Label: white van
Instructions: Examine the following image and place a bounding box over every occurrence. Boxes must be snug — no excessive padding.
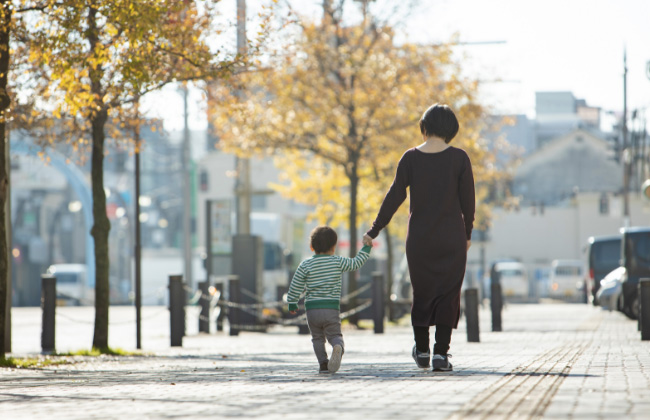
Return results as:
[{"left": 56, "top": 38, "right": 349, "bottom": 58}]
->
[
  {"left": 549, "top": 259, "right": 585, "bottom": 301},
  {"left": 494, "top": 262, "right": 529, "bottom": 300},
  {"left": 46, "top": 264, "right": 93, "bottom": 306}
]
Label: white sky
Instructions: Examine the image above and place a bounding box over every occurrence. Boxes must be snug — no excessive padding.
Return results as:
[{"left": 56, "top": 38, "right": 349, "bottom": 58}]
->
[{"left": 143, "top": 0, "right": 650, "bottom": 132}]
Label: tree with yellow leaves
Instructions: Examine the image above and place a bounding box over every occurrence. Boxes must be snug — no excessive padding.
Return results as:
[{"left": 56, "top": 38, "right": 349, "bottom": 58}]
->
[
  {"left": 212, "top": 3, "right": 502, "bottom": 313},
  {"left": 13, "top": 0, "right": 270, "bottom": 349}
]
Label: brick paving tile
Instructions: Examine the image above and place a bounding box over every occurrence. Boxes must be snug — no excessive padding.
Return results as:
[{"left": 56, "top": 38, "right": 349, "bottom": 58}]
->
[{"left": 1, "top": 303, "right": 648, "bottom": 419}]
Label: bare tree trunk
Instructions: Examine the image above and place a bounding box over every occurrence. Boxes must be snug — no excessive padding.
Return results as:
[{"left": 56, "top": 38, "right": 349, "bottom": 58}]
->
[
  {"left": 90, "top": 112, "right": 110, "bottom": 349},
  {"left": 87, "top": 5, "right": 111, "bottom": 350},
  {"left": 0, "top": 0, "right": 12, "bottom": 358}
]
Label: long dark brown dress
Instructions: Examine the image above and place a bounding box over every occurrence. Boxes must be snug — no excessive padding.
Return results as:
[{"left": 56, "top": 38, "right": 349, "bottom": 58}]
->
[{"left": 366, "top": 146, "right": 475, "bottom": 328}]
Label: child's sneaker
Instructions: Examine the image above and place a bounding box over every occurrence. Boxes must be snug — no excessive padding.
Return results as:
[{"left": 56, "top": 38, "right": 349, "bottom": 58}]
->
[
  {"left": 328, "top": 345, "right": 343, "bottom": 373},
  {"left": 432, "top": 354, "right": 453, "bottom": 372},
  {"left": 319, "top": 361, "right": 329, "bottom": 374},
  {"left": 412, "top": 345, "right": 431, "bottom": 368}
]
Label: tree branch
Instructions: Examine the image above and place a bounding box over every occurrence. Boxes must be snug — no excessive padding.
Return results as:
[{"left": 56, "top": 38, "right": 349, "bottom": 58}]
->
[{"left": 16, "top": 1, "right": 62, "bottom": 13}]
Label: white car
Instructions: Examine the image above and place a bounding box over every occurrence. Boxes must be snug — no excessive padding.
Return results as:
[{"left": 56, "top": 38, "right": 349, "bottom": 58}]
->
[
  {"left": 549, "top": 260, "right": 585, "bottom": 301},
  {"left": 596, "top": 266, "right": 625, "bottom": 311},
  {"left": 494, "top": 262, "right": 529, "bottom": 300},
  {"left": 46, "top": 264, "right": 93, "bottom": 306}
]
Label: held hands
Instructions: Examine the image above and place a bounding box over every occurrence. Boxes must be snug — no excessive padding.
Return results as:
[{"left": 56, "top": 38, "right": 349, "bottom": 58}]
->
[{"left": 362, "top": 234, "right": 373, "bottom": 247}]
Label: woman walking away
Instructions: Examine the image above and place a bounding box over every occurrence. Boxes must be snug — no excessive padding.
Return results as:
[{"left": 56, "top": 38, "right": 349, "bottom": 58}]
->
[{"left": 363, "top": 104, "right": 475, "bottom": 372}]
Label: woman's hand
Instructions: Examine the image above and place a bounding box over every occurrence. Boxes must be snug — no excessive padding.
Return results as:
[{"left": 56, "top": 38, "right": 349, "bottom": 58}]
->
[
  {"left": 467, "top": 240, "right": 472, "bottom": 251},
  {"left": 362, "top": 234, "right": 373, "bottom": 246}
]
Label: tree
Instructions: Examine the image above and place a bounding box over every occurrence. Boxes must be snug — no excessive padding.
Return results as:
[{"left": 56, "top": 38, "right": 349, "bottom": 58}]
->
[
  {"left": 0, "top": 0, "right": 12, "bottom": 358},
  {"left": 211, "top": 5, "right": 499, "bottom": 313},
  {"left": 17, "top": 0, "right": 247, "bottom": 349}
]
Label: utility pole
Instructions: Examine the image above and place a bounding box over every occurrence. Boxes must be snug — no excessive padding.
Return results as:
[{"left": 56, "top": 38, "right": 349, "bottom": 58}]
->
[
  {"left": 622, "top": 49, "right": 631, "bottom": 227},
  {"left": 182, "top": 85, "right": 194, "bottom": 288},
  {"left": 235, "top": 0, "right": 251, "bottom": 235},
  {"left": 134, "top": 98, "right": 142, "bottom": 350}
]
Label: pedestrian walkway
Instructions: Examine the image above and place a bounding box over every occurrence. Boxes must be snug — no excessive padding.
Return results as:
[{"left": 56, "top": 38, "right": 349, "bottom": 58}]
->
[{"left": 1, "top": 303, "right": 649, "bottom": 419}]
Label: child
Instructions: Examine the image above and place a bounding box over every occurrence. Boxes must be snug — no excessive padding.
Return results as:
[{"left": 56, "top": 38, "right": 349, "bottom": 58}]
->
[{"left": 288, "top": 226, "right": 372, "bottom": 374}]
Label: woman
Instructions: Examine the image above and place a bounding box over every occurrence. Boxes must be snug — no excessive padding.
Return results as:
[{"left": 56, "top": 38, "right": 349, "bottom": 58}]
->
[{"left": 363, "top": 104, "right": 475, "bottom": 372}]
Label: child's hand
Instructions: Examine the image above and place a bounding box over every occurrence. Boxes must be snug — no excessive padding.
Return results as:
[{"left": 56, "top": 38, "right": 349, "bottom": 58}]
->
[
  {"left": 362, "top": 234, "right": 373, "bottom": 246},
  {"left": 290, "top": 310, "right": 297, "bottom": 315}
]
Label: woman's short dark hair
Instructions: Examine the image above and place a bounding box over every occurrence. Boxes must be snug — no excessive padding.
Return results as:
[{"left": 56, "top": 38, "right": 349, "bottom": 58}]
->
[
  {"left": 310, "top": 226, "right": 338, "bottom": 253},
  {"left": 419, "top": 104, "right": 459, "bottom": 143}
]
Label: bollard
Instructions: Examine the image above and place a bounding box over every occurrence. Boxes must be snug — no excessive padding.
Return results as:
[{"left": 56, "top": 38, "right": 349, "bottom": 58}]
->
[
  {"left": 372, "top": 272, "right": 385, "bottom": 334},
  {"left": 198, "top": 281, "right": 210, "bottom": 334},
  {"left": 640, "top": 279, "right": 650, "bottom": 341},
  {"left": 215, "top": 282, "right": 224, "bottom": 332},
  {"left": 297, "top": 297, "right": 310, "bottom": 335},
  {"left": 298, "top": 323, "right": 310, "bottom": 335},
  {"left": 41, "top": 275, "right": 56, "bottom": 353},
  {"left": 491, "top": 282, "right": 503, "bottom": 332},
  {"left": 465, "top": 288, "right": 480, "bottom": 343},
  {"left": 169, "top": 275, "right": 185, "bottom": 347},
  {"left": 228, "top": 275, "right": 240, "bottom": 336}
]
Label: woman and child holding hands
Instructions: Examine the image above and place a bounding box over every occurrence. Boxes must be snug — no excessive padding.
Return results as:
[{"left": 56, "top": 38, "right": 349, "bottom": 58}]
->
[{"left": 287, "top": 104, "right": 475, "bottom": 374}]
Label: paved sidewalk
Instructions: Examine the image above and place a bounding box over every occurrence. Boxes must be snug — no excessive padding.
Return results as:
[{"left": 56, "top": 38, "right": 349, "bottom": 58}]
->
[{"left": 1, "top": 303, "right": 649, "bottom": 419}]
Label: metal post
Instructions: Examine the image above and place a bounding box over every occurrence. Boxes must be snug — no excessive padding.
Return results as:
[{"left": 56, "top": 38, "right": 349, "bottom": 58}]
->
[
  {"left": 205, "top": 200, "right": 212, "bottom": 285},
  {"left": 215, "top": 281, "right": 224, "bottom": 331},
  {"left": 169, "top": 275, "right": 185, "bottom": 347},
  {"left": 134, "top": 106, "right": 142, "bottom": 350},
  {"left": 181, "top": 86, "right": 193, "bottom": 290},
  {"left": 198, "top": 281, "right": 210, "bottom": 333},
  {"left": 228, "top": 275, "right": 240, "bottom": 336},
  {"left": 622, "top": 49, "right": 631, "bottom": 227},
  {"left": 372, "top": 272, "right": 385, "bottom": 334},
  {"left": 235, "top": 0, "right": 251, "bottom": 236},
  {"left": 640, "top": 279, "right": 650, "bottom": 341},
  {"left": 465, "top": 288, "right": 480, "bottom": 343},
  {"left": 491, "top": 282, "right": 503, "bottom": 332},
  {"left": 41, "top": 275, "right": 56, "bottom": 353}
]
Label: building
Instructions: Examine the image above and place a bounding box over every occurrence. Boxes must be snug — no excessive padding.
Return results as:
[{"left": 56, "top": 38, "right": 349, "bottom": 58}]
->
[
  {"left": 535, "top": 91, "right": 602, "bottom": 148},
  {"left": 468, "top": 192, "right": 650, "bottom": 283},
  {"left": 512, "top": 129, "right": 622, "bottom": 205}
]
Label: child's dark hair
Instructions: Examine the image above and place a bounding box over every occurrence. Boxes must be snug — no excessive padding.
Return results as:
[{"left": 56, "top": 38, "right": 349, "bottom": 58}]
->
[
  {"left": 419, "top": 103, "right": 459, "bottom": 143},
  {"left": 310, "top": 226, "right": 338, "bottom": 253}
]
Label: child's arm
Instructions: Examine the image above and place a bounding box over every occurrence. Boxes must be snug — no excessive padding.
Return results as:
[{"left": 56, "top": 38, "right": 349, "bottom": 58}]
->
[
  {"left": 287, "top": 263, "right": 308, "bottom": 313},
  {"left": 338, "top": 245, "right": 372, "bottom": 272}
]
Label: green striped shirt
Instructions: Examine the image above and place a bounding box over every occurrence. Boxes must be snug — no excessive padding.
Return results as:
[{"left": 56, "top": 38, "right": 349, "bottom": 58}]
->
[{"left": 287, "top": 245, "right": 372, "bottom": 311}]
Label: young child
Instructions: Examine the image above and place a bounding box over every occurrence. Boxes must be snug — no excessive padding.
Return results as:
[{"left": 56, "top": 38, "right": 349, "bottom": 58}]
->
[{"left": 288, "top": 226, "right": 372, "bottom": 374}]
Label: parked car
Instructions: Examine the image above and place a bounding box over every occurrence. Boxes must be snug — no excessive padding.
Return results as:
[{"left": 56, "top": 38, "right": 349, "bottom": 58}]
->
[
  {"left": 596, "top": 266, "right": 625, "bottom": 311},
  {"left": 493, "top": 261, "right": 528, "bottom": 301},
  {"left": 549, "top": 259, "right": 585, "bottom": 302},
  {"left": 585, "top": 235, "right": 622, "bottom": 305},
  {"left": 620, "top": 227, "right": 650, "bottom": 320},
  {"left": 46, "top": 263, "right": 92, "bottom": 306}
]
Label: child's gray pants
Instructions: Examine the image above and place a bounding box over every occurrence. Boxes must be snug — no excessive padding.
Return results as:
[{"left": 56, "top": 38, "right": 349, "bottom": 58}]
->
[{"left": 306, "top": 308, "right": 344, "bottom": 364}]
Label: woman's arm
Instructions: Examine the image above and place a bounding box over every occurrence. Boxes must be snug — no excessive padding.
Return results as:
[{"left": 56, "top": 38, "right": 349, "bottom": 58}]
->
[
  {"left": 459, "top": 152, "right": 475, "bottom": 241},
  {"left": 366, "top": 152, "right": 410, "bottom": 239}
]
